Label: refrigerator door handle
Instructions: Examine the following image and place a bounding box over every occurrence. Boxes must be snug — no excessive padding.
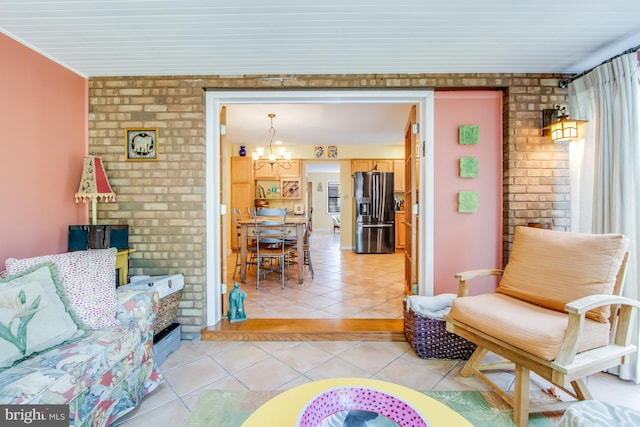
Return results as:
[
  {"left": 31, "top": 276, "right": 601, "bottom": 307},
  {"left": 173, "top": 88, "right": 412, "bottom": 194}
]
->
[
  {"left": 361, "top": 224, "right": 393, "bottom": 228},
  {"left": 372, "top": 173, "right": 377, "bottom": 221}
]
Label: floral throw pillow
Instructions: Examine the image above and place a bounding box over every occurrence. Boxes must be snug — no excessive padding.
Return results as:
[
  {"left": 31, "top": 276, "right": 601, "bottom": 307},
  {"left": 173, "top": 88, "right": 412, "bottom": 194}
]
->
[
  {"left": 6, "top": 248, "right": 119, "bottom": 329},
  {"left": 0, "top": 263, "right": 87, "bottom": 369}
]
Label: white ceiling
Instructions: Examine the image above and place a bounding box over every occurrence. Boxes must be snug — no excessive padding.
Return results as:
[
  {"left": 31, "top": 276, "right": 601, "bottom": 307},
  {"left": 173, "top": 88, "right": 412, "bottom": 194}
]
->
[
  {"left": 1, "top": 0, "right": 638, "bottom": 77},
  {"left": 225, "top": 103, "right": 413, "bottom": 148},
  {"left": 2, "top": 1, "right": 638, "bottom": 152}
]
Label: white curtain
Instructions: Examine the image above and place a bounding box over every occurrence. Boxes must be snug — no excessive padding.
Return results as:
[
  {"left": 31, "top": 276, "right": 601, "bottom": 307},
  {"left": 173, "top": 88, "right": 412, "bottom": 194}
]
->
[{"left": 568, "top": 52, "right": 640, "bottom": 383}]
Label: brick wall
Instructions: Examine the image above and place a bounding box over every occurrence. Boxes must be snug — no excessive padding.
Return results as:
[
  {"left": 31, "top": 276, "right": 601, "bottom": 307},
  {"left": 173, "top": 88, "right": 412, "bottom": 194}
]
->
[{"left": 88, "top": 73, "right": 570, "bottom": 338}]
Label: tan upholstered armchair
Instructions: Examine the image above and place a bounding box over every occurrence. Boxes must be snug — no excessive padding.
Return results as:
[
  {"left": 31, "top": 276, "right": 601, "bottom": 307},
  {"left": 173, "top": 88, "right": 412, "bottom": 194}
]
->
[{"left": 445, "top": 226, "right": 640, "bottom": 427}]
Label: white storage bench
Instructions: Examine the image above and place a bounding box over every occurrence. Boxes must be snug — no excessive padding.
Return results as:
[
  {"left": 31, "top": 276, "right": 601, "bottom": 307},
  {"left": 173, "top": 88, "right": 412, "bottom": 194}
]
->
[{"left": 121, "top": 274, "right": 184, "bottom": 365}]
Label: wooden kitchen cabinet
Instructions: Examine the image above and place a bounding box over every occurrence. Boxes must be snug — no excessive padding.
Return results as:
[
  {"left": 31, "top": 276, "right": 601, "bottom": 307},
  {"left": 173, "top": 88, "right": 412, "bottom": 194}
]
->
[
  {"left": 393, "top": 159, "right": 404, "bottom": 192},
  {"left": 395, "top": 211, "right": 405, "bottom": 251},
  {"left": 232, "top": 182, "right": 253, "bottom": 210},
  {"left": 232, "top": 156, "right": 252, "bottom": 180},
  {"left": 254, "top": 159, "right": 301, "bottom": 179},
  {"left": 253, "top": 159, "right": 302, "bottom": 203},
  {"left": 279, "top": 160, "right": 300, "bottom": 178},
  {"left": 230, "top": 156, "right": 254, "bottom": 249},
  {"left": 373, "top": 159, "right": 392, "bottom": 172},
  {"left": 351, "top": 159, "right": 373, "bottom": 174},
  {"left": 351, "top": 159, "right": 400, "bottom": 175},
  {"left": 351, "top": 159, "right": 404, "bottom": 193},
  {"left": 281, "top": 179, "right": 301, "bottom": 199},
  {"left": 253, "top": 161, "right": 278, "bottom": 179},
  {"left": 255, "top": 178, "right": 302, "bottom": 200}
]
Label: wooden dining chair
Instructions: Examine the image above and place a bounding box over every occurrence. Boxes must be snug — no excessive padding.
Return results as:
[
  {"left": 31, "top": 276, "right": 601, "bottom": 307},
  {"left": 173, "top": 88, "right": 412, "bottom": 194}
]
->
[
  {"left": 230, "top": 208, "right": 243, "bottom": 279},
  {"left": 231, "top": 208, "right": 256, "bottom": 279},
  {"left": 254, "top": 207, "right": 289, "bottom": 289},
  {"left": 287, "top": 224, "right": 314, "bottom": 279}
]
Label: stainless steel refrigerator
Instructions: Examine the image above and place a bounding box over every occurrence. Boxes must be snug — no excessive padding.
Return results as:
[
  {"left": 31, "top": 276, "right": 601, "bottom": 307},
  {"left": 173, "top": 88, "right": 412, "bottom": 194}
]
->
[{"left": 353, "top": 171, "right": 395, "bottom": 254}]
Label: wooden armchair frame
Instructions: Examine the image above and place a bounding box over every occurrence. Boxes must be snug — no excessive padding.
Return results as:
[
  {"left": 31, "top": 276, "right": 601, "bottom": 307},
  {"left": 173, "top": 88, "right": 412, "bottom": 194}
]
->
[{"left": 445, "top": 253, "right": 639, "bottom": 427}]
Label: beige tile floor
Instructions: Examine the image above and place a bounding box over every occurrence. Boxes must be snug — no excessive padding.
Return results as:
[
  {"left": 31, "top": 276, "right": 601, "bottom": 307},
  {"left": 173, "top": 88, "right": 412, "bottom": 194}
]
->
[
  {"left": 236, "top": 228, "right": 406, "bottom": 319},
  {"left": 115, "top": 229, "right": 640, "bottom": 426}
]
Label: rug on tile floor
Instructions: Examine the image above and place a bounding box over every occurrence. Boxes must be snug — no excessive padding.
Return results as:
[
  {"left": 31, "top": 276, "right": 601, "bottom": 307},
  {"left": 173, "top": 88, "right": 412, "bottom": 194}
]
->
[{"left": 183, "top": 389, "right": 564, "bottom": 427}]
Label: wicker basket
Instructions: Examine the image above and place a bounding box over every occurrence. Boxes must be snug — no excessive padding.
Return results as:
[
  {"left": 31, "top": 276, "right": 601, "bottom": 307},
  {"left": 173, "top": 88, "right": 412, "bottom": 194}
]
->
[
  {"left": 155, "top": 290, "right": 182, "bottom": 335},
  {"left": 403, "top": 300, "right": 476, "bottom": 360}
]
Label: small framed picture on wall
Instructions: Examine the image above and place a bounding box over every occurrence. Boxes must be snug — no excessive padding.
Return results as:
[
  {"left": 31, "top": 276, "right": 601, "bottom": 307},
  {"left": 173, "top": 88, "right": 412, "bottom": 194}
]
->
[{"left": 125, "top": 128, "right": 158, "bottom": 161}]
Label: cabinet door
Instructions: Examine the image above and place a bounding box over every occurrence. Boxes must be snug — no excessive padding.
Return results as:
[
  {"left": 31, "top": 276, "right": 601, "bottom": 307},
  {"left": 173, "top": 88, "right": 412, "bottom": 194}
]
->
[
  {"left": 373, "top": 160, "right": 393, "bottom": 172},
  {"left": 231, "top": 157, "right": 253, "bottom": 212},
  {"left": 278, "top": 160, "right": 300, "bottom": 178},
  {"left": 231, "top": 156, "right": 252, "bottom": 183},
  {"left": 230, "top": 182, "right": 253, "bottom": 248},
  {"left": 393, "top": 159, "right": 404, "bottom": 192},
  {"left": 254, "top": 160, "right": 279, "bottom": 179},
  {"left": 232, "top": 183, "right": 253, "bottom": 207},
  {"left": 351, "top": 159, "right": 373, "bottom": 174}
]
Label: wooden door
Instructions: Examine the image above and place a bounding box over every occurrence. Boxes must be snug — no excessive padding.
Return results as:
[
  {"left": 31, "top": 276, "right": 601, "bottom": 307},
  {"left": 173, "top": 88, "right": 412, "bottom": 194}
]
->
[
  {"left": 395, "top": 211, "right": 405, "bottom": 251},
  {"left": 404, "top": 105, "right": 418, "bottom": 295},
  {"left": 307, "top": 181, "right": 313, "bottom": 232}
]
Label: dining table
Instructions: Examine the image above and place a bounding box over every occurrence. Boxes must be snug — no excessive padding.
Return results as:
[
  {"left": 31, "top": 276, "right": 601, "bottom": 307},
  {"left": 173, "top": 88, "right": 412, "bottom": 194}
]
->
[{"left": 238, "top": 215, "right": 308, "bottom": 284}]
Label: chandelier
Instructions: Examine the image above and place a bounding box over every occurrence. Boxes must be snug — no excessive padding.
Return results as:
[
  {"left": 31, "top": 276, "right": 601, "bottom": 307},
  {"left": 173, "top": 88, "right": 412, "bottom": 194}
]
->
[{"left": 252, "top": 113, "right": 291, "bottom": 170}]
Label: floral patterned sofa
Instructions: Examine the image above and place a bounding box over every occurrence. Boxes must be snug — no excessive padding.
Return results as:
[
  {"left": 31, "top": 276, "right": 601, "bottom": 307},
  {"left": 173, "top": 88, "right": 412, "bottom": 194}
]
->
[{"left": 0, "top": 248, "right": 164, "bottom": 427}]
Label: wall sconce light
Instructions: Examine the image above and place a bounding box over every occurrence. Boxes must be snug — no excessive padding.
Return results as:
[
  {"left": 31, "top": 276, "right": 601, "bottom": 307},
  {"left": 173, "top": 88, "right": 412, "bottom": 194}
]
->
[
  {"left": 252, "top": 113, "right": 291, "bottom": 170},
  {"left": 542, "top": 106, "right": 588, "bottom": 142}
]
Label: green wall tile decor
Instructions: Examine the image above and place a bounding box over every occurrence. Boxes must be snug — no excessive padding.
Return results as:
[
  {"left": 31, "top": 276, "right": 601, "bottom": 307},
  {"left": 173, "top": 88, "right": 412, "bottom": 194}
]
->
[
  {"left": 459, "top": 125, "right": 479, "bottom": 144},
  {"left": 460, "top": 157, "right": 479, "bottom": 177},
  {"left": 458, "top": 191, "right": 479, "bottom": 213}
]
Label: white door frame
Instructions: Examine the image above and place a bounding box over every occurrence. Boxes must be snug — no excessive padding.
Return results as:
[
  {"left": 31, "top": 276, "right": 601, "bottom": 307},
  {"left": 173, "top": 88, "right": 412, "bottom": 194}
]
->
[{"left": 205, "top": 90, "right": 434, "bottom": 326}]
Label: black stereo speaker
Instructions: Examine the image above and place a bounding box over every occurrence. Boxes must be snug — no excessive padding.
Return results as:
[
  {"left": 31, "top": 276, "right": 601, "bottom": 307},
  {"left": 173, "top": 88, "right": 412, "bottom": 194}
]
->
[{"left": 68, "top": 225, "right": 129, "bottom": 251}]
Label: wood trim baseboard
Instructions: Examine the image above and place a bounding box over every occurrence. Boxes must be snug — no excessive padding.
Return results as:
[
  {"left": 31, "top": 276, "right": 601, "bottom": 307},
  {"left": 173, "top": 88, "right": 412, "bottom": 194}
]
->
[{"left": 201, "top": 318, "right": 405, "bottom": 341}]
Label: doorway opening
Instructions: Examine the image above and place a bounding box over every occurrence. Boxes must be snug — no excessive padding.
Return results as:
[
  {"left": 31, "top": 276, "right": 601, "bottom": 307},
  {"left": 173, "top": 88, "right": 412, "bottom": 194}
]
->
[
  {"left": 305, "top": 161, "right": 341, "bottom": 245},
  {"left": 206, "top": 90, "right": 434, "bottom": 326}
]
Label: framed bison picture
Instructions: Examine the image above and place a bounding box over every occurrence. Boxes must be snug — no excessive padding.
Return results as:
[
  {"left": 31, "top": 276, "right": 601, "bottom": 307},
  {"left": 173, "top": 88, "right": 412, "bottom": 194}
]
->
[{"left": 125, "top": 128, "right": 158, "bottom": 161}]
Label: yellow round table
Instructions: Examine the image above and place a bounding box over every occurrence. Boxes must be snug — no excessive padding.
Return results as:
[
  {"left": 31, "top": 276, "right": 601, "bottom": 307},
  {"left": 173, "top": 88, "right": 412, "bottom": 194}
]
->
[{"left": 241, "top": 378, "right": 473, "bottom": 426}]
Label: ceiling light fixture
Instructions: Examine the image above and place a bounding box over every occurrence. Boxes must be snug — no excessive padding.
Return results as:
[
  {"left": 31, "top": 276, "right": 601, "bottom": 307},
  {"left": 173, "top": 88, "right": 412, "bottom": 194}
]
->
[
  {"left": 252, "top": 113, "right": 291, "bottom": 170},
  {"left": 542, "top": 105, "right": 588, "bottom": 142}
]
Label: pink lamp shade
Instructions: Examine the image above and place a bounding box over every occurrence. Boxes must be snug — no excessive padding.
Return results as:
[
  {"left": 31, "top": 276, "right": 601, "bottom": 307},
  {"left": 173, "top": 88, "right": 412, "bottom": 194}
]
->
[{"left": 74, "top": 155, "right": 115, "bottom": 224}]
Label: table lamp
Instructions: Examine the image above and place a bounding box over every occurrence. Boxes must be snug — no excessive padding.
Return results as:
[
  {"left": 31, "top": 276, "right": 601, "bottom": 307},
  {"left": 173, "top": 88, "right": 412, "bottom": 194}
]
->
[{"left": 74, "top": 155, "right": 115, "bottom": 225}]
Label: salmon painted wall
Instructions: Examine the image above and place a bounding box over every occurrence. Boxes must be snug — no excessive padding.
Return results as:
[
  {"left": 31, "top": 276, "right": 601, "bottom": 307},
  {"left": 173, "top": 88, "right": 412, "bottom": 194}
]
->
[
  {"left": 433, "top": 91, "right": 502, "bottom": 295},
  {"left": 0, "top": 34, "right": 87, "bottom": 269}
]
